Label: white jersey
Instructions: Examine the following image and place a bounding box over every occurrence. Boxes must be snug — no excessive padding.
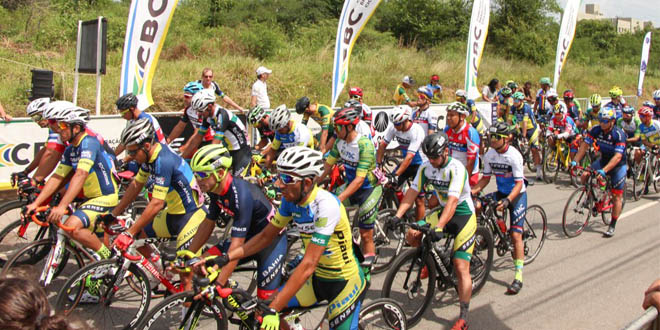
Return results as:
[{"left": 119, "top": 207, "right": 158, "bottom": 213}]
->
[
  {"left": 383, "top": 123, "right": 427, "bottom": 165},
  {"left": 412, "top": 107, "right": 438, "bottom": 135},
  {"left": 482, "top": 146, "right": 526, "bottom": 195},
  {"left": 410, "top": 157, "right": 474, "bottom": 215}
]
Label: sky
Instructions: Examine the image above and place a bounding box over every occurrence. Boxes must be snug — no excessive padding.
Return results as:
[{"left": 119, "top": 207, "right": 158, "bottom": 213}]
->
[{"left": 557, "top": 0, "right": 660, "bottom": 27}]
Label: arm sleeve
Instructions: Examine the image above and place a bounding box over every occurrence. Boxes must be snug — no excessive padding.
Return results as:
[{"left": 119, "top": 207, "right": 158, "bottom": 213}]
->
[
  {"left": 271, "top": 133, "right": 282, "bottom": 151},
  {"left": 135, "top": 163, "right": 150, "bottom": 184},
  {"left": 47, "top": 130, "right": 66, "bottom": 153},
  {"left": 482, "top": 151, "right": 493, "bottom": 176}
]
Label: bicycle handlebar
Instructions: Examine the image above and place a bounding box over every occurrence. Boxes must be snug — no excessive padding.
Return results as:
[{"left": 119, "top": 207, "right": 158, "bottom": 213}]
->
[{"left": 30, "top": 206, "right": 76, "bottom": 232}]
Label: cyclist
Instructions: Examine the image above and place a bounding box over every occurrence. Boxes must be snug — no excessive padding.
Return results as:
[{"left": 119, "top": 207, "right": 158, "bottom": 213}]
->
[
  {"left": 538, "top": 89, "right": 559, "bottom": 123},
  {"left": 638, "top": 106, "right": 660, "bottom": 194},
  {"left": 547, "top": 103, "right": 578, "bottom": 162},
  {"left": 348, "top": 86, "right": 373, "bottom": 125},
  {"left": 427, "top": 74, "right": 443, "bottom": 104},
  {"left": 211, "top": 146, "right": 366, "bottom": 330},
  {"left": 113, "top": 93, "right": 167, "bottom": 157},
  {"left": 581, "top": 94, "right": 603, "bottom": 131},
  {"left": 533, "top": 77, "right": 552, "bottom": 116},
  {"left": 444, "top": 102, "right": 480, "bottom": 187},
  {"left": 393, "top": 75, "right": 416, "bottom": 106},
  {"left": 498, "top": 87, "right": 514, "bottom": 118},
  {"left": 511, "top": 92, "right": 543, "bottom": 182},
  {"left": 507, "top": 81, "right": 519, "bottom": 94},
  {"left": 413, "top": 86, "right": 438, "bottom": 136},
  {"left": 107, "top": 118, "right": 206, "bottom": 291},
  {"left": 24, "top": 105, "right": 118, "bottom": 265},
  {"left": 563, "top": 90, "right": 582, "bottom": 123},
  {"left": 572, "top": 107, "right": 627, "bottom": 237},
  {"left": 167, "top": 81, "right": 214, "bottom": 156},
  {"left": 247, "top": 105, "right": 275, "bottom": 152},
  {"left": 318, "top": 107, "right": 382, "bottom": 267},
  {"left": 296, "top": 96, "right": 335, "bottom": 154},
  {"left": 605, "top": 86, "right": 626, "bottom": 120},
  {"left": 456, "top": 90, "right": 485, "bottom": 135},
  {"left": 376, "top": 105, "right": 427, "bottom": 220},
  {"left": 618, "top": 106, "right": 643, "bottom": 168},
  {"left": 185, "top": 89, "right": 250, "bottom": 176},
  {"left": 264, "top": 104, "right": 314, "bottom": 168},
  {"left": 391, "top": 132, "right": 476, "bottom": 330},
  {"left": 472, "top": 122, "right": 527, "bottom": 295},
  {"left": 343, "top": 99, "right": 375, "bottom": 141},
  {"left": 187, "top": 144, "right": 285, "bottom": 300}
]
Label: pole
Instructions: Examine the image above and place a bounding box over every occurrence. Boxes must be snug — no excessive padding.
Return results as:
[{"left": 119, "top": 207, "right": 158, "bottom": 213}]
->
[
  {"left": 73, "top": 20, "right": 82, "bottom": 105},
  {"left": 95, "top": 16, "right": 103, "bottom": 116}
]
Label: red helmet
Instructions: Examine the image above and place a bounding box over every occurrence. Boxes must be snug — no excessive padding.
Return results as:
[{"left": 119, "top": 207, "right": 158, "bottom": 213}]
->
[
  {"left": 431, "top": 75, "right": 440, "bottom": 82},
  {"left": 563, "top": 90, "right": 574, "bottom": 99},
  {"left": 638, "top": 106, "right": 654, "bottom": 117},
  {"left": 349, "top": 87, "right": 363, "bottom": 98}
]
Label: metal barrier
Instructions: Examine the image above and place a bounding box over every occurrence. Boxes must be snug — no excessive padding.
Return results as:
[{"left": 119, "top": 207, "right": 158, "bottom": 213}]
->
[{"left": 622, "top": 307, "right": 659, "bottom": 330}]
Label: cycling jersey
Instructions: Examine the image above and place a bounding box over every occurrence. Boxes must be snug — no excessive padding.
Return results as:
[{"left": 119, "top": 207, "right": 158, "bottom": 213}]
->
[
  {"left": 302, "top": 103, "right": 334, "bottom": 131},
  {"left": 640, "top": 120, "right": 660, "bottom": 145},
  {"left": 565, "top": 100, "right": 582, "bottom": 122},
  {"left": 180, "top": 106, "right": 214, "bottom": 142},
  {"left": 465, "top": 100, "right": 486, "bottom": 135},
  {"left": 444, "top": 122, "right": 480, "bottom": 175},
  {"left": 199, "top": 106, "right": 248, "bottom": 152},
  {"left": 135, "top": 143, "right": 201, "bottom": 214},
  {"left": 427, "top": 83, "right": 442, "bottom": 104},
  {"left": 617, "top": 117, "right": 642, "bottom": 139},
  {"left": 257, "top": 125, "right": 275, "bottom": 143},
  {"left": 410, "top": 157, "right": 474, "bottom": 215},
  {"left": 271, "top": 121, "right": 313, "bottom": 151},
  {"left": 392, "top": 84, "right": 411, "bottom": 105},
  {"left": 47, "top": 128, "right": 66, "bottom": 153},
  {"left": 584, "top": 125, "right": 627, "bottom": 167},
  {"left": 604, "top": 100, "right": 626, "bottom": 120},
  {"left": 509, "top": 103, "right": 537, "bottom": 131},
  {"left": 548, "top": 114, "right": 576, "bottom": 137},
  {"left": 326, "top": 135, "right": 378, "bottom": 191},
  {"left": 412, "top": 107, "right": 438, "bottom": 134},
  {"left": 355, "top": 120, "right": 375, "bottom": 143},
  {"left": 482, "top": 146, "right": 526, "bottom": 195},
  {"left": 653, "top": 105, "right": 660, "bottom": 120},
  {"left": 583, "top": 107, "right": 601, "bottom": 129},
  {"left": 383, "top": 123, "right": 427, "bottom": 165}
]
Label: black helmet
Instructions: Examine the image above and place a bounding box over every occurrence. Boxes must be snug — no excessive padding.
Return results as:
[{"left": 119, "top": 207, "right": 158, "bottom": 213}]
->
[
  {"left": 488, "top": 121, "right": 512, "bottom": 136},
  {"left": 295, "top": 96, "right": 310, "bottom": 114},
  {"left": 116, "top": 93, "right": 138, "bottom": 110},
  {"left": 333, "top": 107, "right": 361, "bottom": 126},
  {"left": 422, "top": 132, "right": 449, "bottom": 158}
]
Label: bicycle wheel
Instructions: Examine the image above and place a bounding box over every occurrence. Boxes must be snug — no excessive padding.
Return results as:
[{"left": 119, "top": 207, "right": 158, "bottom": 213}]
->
[
  {"left": 359, "top": 298, "right": 408, "bottom": 330},
  {"left": 135, "top": 291, "right": 228, "bottom": 330},
  {"left": 55, "top": 259, "right": 151, "bottom": 330},
  {"left": 372, "top": 208, "right": 405, "bottom": 274},
  {"left": 543, "top": 147, "right": 558, "bottom": 183},
  {"left": 0, "top": 200, "right": 49, "bottom": 268},
  {"left": 631, "top": 159, "right": 645, "bottom": 201},
  {"left": 562, "top": 188, "right": 592, "bottom": 237},
  {"left": 381, "top": 248, "right": 435, "bottom": 327},
  {"left": 521, "top": 205, "right": 547, "bottom": 264},
  {"left": 470, "top": 226, "right": 494, "bottom": 294},
  {"left": 653, "top": 156, "right": 660, "bottom": 193}
]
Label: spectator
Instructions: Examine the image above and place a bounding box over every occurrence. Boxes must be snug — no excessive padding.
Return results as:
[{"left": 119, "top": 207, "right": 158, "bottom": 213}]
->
[
  {"left": 0, "top": 101, "right": 12, "bottom": 122},
  {"left": 393, "top": 76, "right": 416, "bottom": 107},
  {"left": 0, "top": 276, "right": 73, "bottom": 329},
  {"left": 426, "top": 74, "right": 443, "bottom": 104},
  {"left": 197, "top": 68, "right": 245, "bottom": 114},
  {"left": 482, "top": 78, "right": 500, "bottom": 102},
  {"left": 643, "top": 278, "right": 660, "bottom": 311},
  {"left": 523, "top": 81, "right": 534, "bottom": 104},
  {"left": 251, "top": 66, "right": 271, "bottom": 109}
]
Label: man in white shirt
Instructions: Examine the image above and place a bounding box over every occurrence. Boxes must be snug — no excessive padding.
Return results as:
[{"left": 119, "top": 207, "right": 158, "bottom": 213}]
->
[{"left": 251, "top": 66, "right": 271, "bottom": 109}]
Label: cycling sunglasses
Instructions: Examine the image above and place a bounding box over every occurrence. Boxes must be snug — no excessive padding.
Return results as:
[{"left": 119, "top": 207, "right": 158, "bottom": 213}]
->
[
  {"left": 56, "top": 122, "right": 68, "bottom": 130},
  {"left": 119, "top": 108, "right": 131, "bottom": 116},
  {"left": 489, "top": 133, "right": 507, "bottom": 140},
  {"left": 278, "top": 173, "right": 301, "bottom": 184},
  {"left": 393, "top": 121, "right": 403, "bottom": 127},
  {"left": 194, "top": 171, "right": 213, "bottom": 180},
  {"left": 350, "top": 95, "right": 361, "bottom": 100},
  {"left": 31, "top": 114, "right": 42, "bottom": 122}
]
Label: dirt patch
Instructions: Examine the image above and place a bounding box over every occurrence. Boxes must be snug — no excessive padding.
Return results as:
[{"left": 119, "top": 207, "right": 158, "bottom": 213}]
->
[{"left": 162, "top": 43, "right": 194, "bottom": 61}]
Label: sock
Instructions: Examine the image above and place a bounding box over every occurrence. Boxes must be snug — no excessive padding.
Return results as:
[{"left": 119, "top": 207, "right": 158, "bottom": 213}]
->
[
  {"left": 610, "top": 216, "right": 618, "bottom": 229},
  {"left": 459, "top": 301, "right": 469, "bottom": 321},
  {"left": 514, "top": 259, "right": 524, "bottom": 282},
  {"left": 96, "top": 244, "right": 111, "bottom": 259}
]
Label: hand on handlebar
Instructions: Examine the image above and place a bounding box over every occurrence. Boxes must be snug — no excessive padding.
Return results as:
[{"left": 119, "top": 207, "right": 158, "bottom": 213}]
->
[
  {"left": 430, "top": 227, "right": 445, "bottom": 242},
  {"left": 22, "top": 203, "right": 38, "bottom": 220},
  {"left": 570, "top": 161, "right": 577, "bottom": 167},
  {"left": 496, "top": 197, "right": 510, "bottom": 212},
  {"left": 114, "top": 232, "right": 134, "bottom": 251},
  {"left": 596, "top": 169, "right": 606, "bottom": 179},
  {"left": 47, "top": 205, "right": 68, "bottom": 224}
]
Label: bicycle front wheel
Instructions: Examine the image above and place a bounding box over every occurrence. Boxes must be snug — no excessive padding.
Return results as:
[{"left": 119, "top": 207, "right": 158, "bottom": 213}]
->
[
  {"left": 470, "top": 226, "right": 494, "bottom": 294},
  {"left": 631, "top": 159, "right": 645, "bottom": 201},
  {"left": 135, "top": 291, "right": 228, "bottom": 330},
  {"left": 372, "top": 209, "right": 405, "bottom": 274},
  {"left": 543, "top": 147, "right": 558, "bottom": 183},
  {"left": 0, "top": 200, "right": 50, "bottom": 268},
  {"left": 359, "top": 298, "right": 408, "bottom": 330},
  {"left": 522, "top": 205, "right": 547, "bottom": 264},
  {"left": 562, "top": 188, "right": 592, "bottom": 237}
]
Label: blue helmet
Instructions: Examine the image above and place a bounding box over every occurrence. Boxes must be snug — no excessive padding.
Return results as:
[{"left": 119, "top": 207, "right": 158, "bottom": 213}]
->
[
  {"left": 417, "top": 86, "right": 433, "bottom": 100},
  {"left": 598, "top": 106, "right": 616, "bottom": 121},
  {"left": 183, "top": 81, "right": 204, "bottom": 95}
]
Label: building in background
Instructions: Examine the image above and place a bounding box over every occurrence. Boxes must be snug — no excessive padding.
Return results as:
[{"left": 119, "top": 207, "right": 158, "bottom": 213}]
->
[{"left": 577, "top": 3, "right": 653, "bottom": 34}]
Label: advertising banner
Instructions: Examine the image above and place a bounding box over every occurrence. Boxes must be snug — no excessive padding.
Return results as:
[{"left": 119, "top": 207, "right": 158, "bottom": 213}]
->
[
  {"left": 331, "top": 0, "right": 382, "bottom": 108},
  {"left": 553, "top": 0, "right": 580, "bottom": 89},
  {"left": 119, "top": 0, "right": 179, "bottom": 110},
  {"left": 638, "top": 32, "right": 652, "bottom": 97},
  {"left": 464, "top": 0, "right": 490, "bottom": 100}
]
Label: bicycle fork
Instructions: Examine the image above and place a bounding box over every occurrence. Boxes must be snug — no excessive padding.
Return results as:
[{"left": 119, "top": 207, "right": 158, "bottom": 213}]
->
[{"left": 40, "top": 229, "right": 67, "bottom": 285}]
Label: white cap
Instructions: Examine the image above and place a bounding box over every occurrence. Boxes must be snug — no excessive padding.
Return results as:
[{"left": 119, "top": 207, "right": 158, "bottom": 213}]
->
[
  {"left": 402, "top": 76, "right": 415, "bottom": 85},
  {"left": 455, "top": 89, "right": 467, "bottom": 98},
  {"left": 256, "top": 66, "right": 272, "bottom": 76}
]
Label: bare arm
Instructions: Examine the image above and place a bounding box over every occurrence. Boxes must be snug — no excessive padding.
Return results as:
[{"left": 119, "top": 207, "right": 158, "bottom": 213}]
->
[
  {"left": 111, "top": 179, "right": 146, "bottom": 217},
  {"left": 32, "top": 149, "right": 62, "bottom": 182},
  {"left": 222, "top": 96, "right": 244, "bottom": 113},
  {"left": 167, "top": 121, "right": 187, "bottom": 144},
  {"left": 395, "top": 153, "right": 415, "bottom": 176},
  {"left": 126, "top": 198, "right": 166, "bottom": 237}
]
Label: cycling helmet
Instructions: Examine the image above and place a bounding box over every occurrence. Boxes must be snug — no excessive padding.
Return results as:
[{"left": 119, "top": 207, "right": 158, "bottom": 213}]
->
[
  {"left": 247, "top": 105, "right": 266, "bottom": 125},
  {"left": 507, "top": 81, "right": 518, "bottom": 90},
  {"left": 421, "top": 132, "right": 449, "bottom": 158},
  {"left": 348, "top": 87, "right": 363, "bottom": 98},
  {"left": 553, "top": 103, "right": 566, "bottom": 114},
  {"left": 609, "top": 86, "right": 623, "bottom": 98},
  {"left": 190, "top": 144, "right": 232, "bottom": 173},
  {"left": 598, "top": 107, "right": 617, "bottom": 121},
  {"left": 390, "top": 105, "right": 412, "bottom": 124},
  {"left": 488, "top": 121, "right": 512, "bottom": 136},
  {"left": 455, "top": 89, "right": 467, "bottom": 98},
  {"left": 643, "top": 101, "right": 655, "bottom": 108},
  {"left": 121, "top": 117, "right": 155, "bottom": 146},
  {"left": 276, "top": 146, "right": 323, "bottom": 179},
  {"left": 43, "top": 100, "right": 76, "bottom": 121},
  {"left": 333, "top": 107, "right": 360, "bottom": 126},
  {"left": 26, "top": 98, "right": 50, "bottom": 117},
  {"left": 638, "top": 106, "right": 654, "bottom": 117},
  {"left": 190, "top": 89, "right": 216, "bottom": 112},
  {"left": 653, "top": 89, "right": 660, "bottom": 100},
  {"left": 622, "top": 106, "right": 635, "bottom": 115},
  {"left": 269, "top": 104, "right": 290, "bottom": 130},
  {"left": 563, "top": 90, "right": 575, "bottom": 99},
  {"left": 546, "top": 89, "right": 559, "bottom": 99},
  {"left": 589, "top": 94, "right": 602, "bottom": 107},
  {"left": 295, "top": 96, "right": 310, "bottom": 115},
  {"left": 512, "top": 91, "right": 525, "bottom": 101},
  {"left": 500, "top": 87, "right": 512, "bottom": 97},
  {"left": 183, "top": 81, "right": 204, "bottom": 95},
  {"left": 417, "top": 86, "right": 434, "bottom": 100},
  {"left": 539, "top": 77, "right": 551, "bottom": 85},
  {"left": 116, "top": 93, "right": 138, "bottom": 110},
  {"left": 59, "top": 106, "right": 90, "bottom": 125},
  {"left": 446, "top": 102, "right": 470, "bottom": 116},
  {"left": 343, "top": 99, "right": 363, "bottom": 113},
  {"left": 430, "top": 75, "right": 440, "bottom": 82}
]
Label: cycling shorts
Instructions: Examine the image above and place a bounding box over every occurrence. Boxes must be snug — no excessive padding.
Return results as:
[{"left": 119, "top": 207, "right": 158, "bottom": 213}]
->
[
  {"left": 283, "top": 270, "right": 366, "bottom": 330},
  {"left": 336, "top": 185, "right": 383, "bottom": 230},
  {"left": 424, "top": 211, "right": 477, "bottom": 262},
  {"left": 591, "top": 158, "right": 627, "bottom": 195},
  {"left": 230, "top": 148, "right": 251, "bottom": 178},
  {"left": 144, "top": 207, "right": 207, "bottom": 252},
  {"left": 396, "top": 164, "right": 425, "bottom": 198},
  {"left": 486, "top": 191, "right": 527, "bottom": 234},
  {"left": 525, "top": 128, "right": 540, "bottom": 149},
  {"left": 212, "top": 231, "right": 287, "bottom": 299},
  {"left": 71, "top": 194, "right": 119, "bottom": 231}
]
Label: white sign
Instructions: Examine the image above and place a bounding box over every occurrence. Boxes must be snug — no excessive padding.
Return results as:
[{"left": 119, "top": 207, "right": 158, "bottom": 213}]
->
[
  {"left": 638, "top": 32, "right": 652, "bottom": 97},
  {"left": 553, "top": 0, "right": 580, "bottom": 89},
  {"left": 464, "top": 0, "right": 490, "bottom": 100}
]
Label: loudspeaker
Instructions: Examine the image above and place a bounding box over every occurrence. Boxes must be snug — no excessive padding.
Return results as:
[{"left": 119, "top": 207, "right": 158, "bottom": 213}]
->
[
  {"left": 30, "top": 69, "right": 53, "bottom": 101},
  {"left": 78, "top": 18, "right": 107, "bottom": 74}
]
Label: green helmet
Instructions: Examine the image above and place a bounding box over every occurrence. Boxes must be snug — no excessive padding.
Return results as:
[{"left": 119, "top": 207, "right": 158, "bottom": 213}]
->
[
  {"left": 589, "top": 94, "right": 602, "bottom": 107},
  {"left": 512, "top": 91, "right": 525, "bottom": 101},
  {"left": 500, "top": 87, "right": 512, "bottom": 97},
  {"left": 539, "top": 77, "right": 551, "bottom": 85},
  {"left": 190, "top": 144, "right": 232, "bottom": 173},
  {"left": 247, "top": 105, "right": 266, "bottom": 125}
]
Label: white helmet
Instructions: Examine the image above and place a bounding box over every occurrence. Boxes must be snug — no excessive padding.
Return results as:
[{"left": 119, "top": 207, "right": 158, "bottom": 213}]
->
[
  {"left": 277, "top": 146, "right": 323, "bottom": 179},
  {"left": 269, "top": 104, "right": 290, "bottom": 130},
  {"left": 59, "top": 106, "right": 90, "bottom": 125},
  {"left": 455, "top": 89, "right": 467, "bottom": 98},
  {"left": 446, "top": 102, "right": 470, "bottom": 116},
  {"left": 43, "top": 100, "right": 76, "bottom": 121},
  {"left": 653, "top": 89, "right": 660, "bottom": 100},
  {"left": 546, "top": 89, "right": 559, "bottom": 99},
  {"left": 391, "top": 105, "right": 412, "bottom": 125},
  {"left": 121, "top": 117, "right": 155, "bottom": 146},
  {"left": 26, "top": 98, "right": 51, "bottom": 117},
  {"left": 190, "top": 89, "right": 216, "bottom": 111}
]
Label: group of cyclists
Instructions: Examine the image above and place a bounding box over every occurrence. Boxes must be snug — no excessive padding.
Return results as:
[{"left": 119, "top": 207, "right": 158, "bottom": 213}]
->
[{"left": 4, "top": 72, "right": 660, "bottom": 330}]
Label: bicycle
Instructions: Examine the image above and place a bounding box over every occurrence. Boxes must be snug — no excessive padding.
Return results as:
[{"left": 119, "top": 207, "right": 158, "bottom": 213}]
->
[
  {"left": 562, "top": 166, "right": 627, "bottom": 237},
  {"left": 510, "top": 130, "right": 536, "bottom": 172},
  {"left": 543, "top": 132, "right": 576, "bottom": 185},
  {"left": 642, "top": 147, "right": 660, "bottom": 195},
  {"left": 474, "top": 193, "right": 547, "bottom": 264},
  {"left": 627, "top": 146, "right": 646, "bottom": 201},
  {"left": 381, "top": 216, "right": 494, "bottom": 326}
]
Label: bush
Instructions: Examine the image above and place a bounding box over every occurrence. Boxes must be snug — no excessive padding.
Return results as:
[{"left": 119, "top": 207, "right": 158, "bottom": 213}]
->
[{"left": 238, "top": 22, "right": 286, "bottom": 59}]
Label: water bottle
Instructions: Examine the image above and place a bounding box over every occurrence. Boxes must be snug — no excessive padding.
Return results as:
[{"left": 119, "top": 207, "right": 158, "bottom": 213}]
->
[
  {"left": 395, "top": 191, "right": 404, "bottom": 203},
  {"left": 434, "top": 243, "right": 451, "bottom": 266},
  {"left": 496, "top": 217, "right": 507, "bottom": 234}
]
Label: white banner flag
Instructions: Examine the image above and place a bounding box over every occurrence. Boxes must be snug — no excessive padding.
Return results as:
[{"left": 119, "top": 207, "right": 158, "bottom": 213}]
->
[
  {"left": 119, "top": 0, "right": 179, "bottom": 110},
  {"left": 553, "top": 0, "right": 581, "bottom": 89},
  {"left": 464, "top": 0, "right": 490, "bottom": 100},
  {"left": 331, "top": 0, "right": 382, "bottom": 108},
  {"left": 638, "top": 32, "right": 652, "bottom": 97}
]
